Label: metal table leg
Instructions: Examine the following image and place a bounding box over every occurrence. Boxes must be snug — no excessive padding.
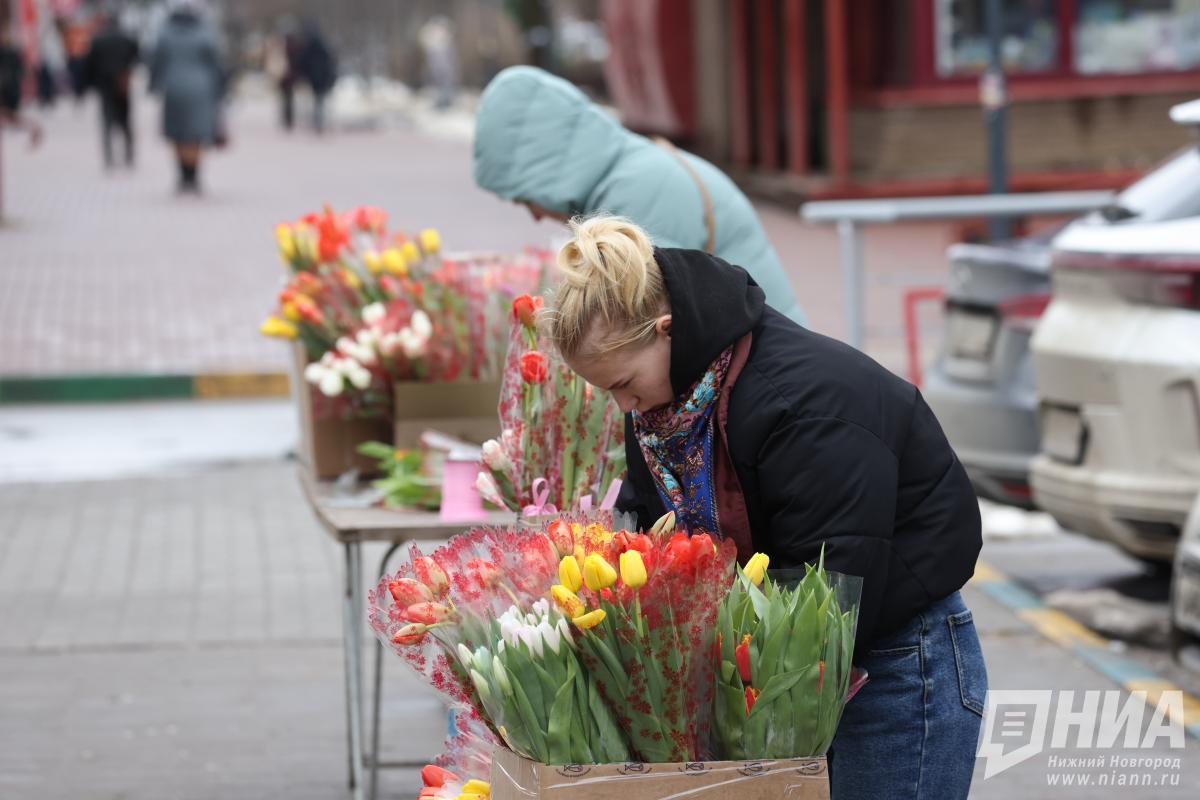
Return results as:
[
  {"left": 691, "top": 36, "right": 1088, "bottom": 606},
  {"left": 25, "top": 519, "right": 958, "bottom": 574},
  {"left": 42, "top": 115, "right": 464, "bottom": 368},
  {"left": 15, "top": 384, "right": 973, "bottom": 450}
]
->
[{"left": 342, "top": 541, "right": 366, "bottom": 800}]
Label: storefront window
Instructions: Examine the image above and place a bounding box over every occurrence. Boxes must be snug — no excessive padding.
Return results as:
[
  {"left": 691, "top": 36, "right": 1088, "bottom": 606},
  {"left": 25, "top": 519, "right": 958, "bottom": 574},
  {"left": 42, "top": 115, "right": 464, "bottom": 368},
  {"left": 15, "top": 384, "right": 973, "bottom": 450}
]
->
[
  {"left": 1074, "top": 0, "right": 1200, "bottom": 74},
  {"left": 934, "top": 0, "right": 1059, "bottom": 76}
]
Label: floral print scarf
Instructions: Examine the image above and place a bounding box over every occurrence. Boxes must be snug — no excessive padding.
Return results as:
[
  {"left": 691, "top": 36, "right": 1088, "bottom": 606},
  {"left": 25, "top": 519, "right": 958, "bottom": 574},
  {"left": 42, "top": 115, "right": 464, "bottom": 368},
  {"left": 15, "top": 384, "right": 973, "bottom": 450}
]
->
[{"left": 632, "top": 346, "right": 734, "bottom": 537}]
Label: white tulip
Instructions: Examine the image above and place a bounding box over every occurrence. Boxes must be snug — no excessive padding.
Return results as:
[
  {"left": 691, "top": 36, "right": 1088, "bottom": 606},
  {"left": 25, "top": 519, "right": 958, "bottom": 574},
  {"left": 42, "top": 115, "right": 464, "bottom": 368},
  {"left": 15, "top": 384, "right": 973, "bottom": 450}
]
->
[
  {"left": 411, "top": 309, "right": 433, "bottom": 338},
  {"left": 304, "top": 363, "right": 325, "bottom": 383},
  {"left": 538, "top": 619, "right": 561, "bottom": 655},
  {"left": 318, "top": 371, "right": 344, "bottom": 397},
  {"left": 348, "top": 366, "right": 372, "bottom": 390},
  {"left": 362, "top": 302, "right": 386, "bottom": 326}
]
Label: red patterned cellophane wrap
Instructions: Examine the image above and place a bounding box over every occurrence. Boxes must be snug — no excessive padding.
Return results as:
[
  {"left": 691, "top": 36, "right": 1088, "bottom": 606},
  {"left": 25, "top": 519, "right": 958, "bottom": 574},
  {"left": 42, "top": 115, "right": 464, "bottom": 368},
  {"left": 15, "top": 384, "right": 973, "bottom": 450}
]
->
[
  {"left": 476, "top": 301, "right": 626, "bottom": 513},
  {"left": 552, "top": 516, "right": 739, "bottom": 763},
  {"left": 416, "top": 705, "right": 500, "bottom": 800}
]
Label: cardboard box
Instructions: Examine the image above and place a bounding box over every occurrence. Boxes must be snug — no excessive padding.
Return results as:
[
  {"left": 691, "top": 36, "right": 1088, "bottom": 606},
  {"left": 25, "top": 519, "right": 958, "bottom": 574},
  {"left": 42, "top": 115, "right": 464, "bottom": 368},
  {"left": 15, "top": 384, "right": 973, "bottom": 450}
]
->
[
  {"left": 392, "top": 379, "right": 501, "bottom": 449},
  {"left": 490, "top": 747, "right": 829, "bottom": 800},
  {"left": 291, "top": 345, "right": 391, "bottom": 479}
]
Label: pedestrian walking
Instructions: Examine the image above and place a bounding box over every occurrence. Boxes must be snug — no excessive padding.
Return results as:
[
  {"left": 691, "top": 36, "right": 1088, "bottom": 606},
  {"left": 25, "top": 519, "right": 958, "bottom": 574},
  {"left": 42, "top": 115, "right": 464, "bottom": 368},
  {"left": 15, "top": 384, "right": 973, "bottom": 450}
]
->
[
  {"left": 0, "top": 20, "right": 42, "bottom": 148},
  {"left": 295, "top": 20, "right": 335, "bottom": 134},
  {"left": 473, "top": 65, "right": 806, "bottom": 325},
  {"left": 545, "top": 215, "right": 987, "bottom": 800},
  {"left": 148, "top": 0, "right": 225, "bottom": 193},
  {"left": 83, "top": 10, "right": 139, "bottom": 168},
  {"left": 263, "top": 17, "right": 299, "bottom": 131}
]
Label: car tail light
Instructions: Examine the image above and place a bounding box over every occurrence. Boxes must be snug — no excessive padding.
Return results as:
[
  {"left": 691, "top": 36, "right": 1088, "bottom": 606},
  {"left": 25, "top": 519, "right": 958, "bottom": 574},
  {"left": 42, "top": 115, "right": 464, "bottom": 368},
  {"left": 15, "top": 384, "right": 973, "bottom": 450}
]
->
[
  {"left": 996, "top": 292, "right": 1052, "bottom": 332},
  {"left": 1053, "top": 250, "right": 1200, "bottom": 310}
]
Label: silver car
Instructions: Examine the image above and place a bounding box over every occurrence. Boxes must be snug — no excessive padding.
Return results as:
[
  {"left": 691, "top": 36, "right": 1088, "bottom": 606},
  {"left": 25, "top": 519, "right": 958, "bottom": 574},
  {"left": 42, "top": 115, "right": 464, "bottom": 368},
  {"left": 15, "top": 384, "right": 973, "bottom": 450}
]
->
[{"left": 924, "top": 237, "right": 1054, "bottom": 509}]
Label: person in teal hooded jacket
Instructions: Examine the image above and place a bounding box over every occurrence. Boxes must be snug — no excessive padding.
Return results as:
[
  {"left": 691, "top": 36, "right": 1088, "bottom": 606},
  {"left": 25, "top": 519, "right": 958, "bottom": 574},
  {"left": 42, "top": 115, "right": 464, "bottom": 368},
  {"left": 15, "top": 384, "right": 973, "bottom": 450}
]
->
[{"left": 472, "top": 66, "right": 806, "bottom": 325}]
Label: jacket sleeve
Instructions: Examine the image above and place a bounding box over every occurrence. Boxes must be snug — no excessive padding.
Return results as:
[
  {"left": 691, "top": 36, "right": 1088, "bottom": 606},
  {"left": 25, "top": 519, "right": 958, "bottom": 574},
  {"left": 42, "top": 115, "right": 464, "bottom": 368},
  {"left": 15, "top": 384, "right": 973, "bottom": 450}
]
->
[{"left": 756, "top": 414, "right": 898, "bottom": 654}]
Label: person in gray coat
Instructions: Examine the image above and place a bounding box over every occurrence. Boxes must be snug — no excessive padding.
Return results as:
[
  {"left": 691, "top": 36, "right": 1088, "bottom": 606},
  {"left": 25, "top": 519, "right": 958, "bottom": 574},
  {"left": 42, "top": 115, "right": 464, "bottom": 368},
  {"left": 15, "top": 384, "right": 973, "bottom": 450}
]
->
[
  {"left": 473, "top": 66, "right": 805, "bottom": 325},
  {"left": 149, "top": 0, "right": 224, "bottom": 193}
]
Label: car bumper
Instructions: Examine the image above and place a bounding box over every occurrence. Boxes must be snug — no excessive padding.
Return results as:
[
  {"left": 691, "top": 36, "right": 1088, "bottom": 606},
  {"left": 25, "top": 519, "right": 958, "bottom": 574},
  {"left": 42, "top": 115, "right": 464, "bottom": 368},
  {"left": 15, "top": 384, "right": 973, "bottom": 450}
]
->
[
  {"left": 924, "top": 363, "right": 1038, "bottom": 507},
  {"left": 1031, "top": 455, "right": 1196, "bottom": 561}
]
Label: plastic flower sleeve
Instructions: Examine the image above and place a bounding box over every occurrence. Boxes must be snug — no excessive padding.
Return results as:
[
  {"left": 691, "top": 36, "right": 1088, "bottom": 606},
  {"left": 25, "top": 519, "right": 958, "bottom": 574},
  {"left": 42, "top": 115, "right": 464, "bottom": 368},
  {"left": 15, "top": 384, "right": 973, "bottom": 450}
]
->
[
  {"left": 563, "top": 521, "right": 738, "bottom": 762},
  {"left": 454, "top": 600, "right": 630, "bottom": 765},
  {"left": 714, "top": 548, "right": 863, "bottom": 759}
]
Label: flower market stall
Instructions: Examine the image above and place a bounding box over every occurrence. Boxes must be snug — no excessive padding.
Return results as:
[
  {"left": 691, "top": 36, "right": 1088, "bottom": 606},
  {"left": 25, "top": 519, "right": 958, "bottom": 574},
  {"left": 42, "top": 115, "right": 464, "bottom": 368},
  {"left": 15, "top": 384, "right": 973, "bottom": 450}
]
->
[{"left": 266, "top": 206, "right": 865, "bottom": 800}]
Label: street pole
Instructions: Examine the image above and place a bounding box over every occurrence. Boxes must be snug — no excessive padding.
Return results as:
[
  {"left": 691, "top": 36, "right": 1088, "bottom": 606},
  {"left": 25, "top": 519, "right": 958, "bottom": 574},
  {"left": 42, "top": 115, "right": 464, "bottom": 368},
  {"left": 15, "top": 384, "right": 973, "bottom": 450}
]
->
[{"left": 982, "top": 0, "right": 1011, "bottom": 240}]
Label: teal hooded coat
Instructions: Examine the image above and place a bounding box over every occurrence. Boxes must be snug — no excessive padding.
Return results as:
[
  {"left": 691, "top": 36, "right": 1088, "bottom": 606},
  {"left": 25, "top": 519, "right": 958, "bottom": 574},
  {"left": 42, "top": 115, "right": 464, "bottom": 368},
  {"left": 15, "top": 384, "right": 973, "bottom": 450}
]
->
[{"left": 473, "top": 66, "right": 805, "bottom": 325}]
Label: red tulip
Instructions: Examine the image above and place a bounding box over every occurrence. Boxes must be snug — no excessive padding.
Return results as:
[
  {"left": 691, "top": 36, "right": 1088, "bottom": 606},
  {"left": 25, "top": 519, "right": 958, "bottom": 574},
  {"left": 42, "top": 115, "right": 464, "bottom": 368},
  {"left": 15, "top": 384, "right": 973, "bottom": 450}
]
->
[
  {"left": 388, "top": 578, "right": 434, "bottom": 608},
  {"left": 690, "top": 533, "right": 716, "bottom": 568},
  {"left": 520, "top": 351, "right": 549, "bottom": 384},
  {"left": 735, "top": 634, "right": 752, "bottom": 684},
  {"left": 314, "top": 205, "right": 350, "bottom": 262},
  {"left": 292, "top": 296, "right": 324, "bottom": 325},
  {"left": 817, "top": 659, "right": 825, "bottom": 693},
  {"left": 413, "top": 556, "right": 450, "bottom": 597},
  {"left": 421, "top": 764, "right": 459, "bottom": 788},
  {"left": 744, "top": 686, "right": 760, "bottom": 715},
  {"left": 405, "top": 602, "right": 453, "bottom": 625},
  {"left": 392, "top": 622, "right": 428, "bottom": 645},
  {"left": 663, "top": 532, "right": 693, "bottom": 572},
  {"left": 350, "top": 205, "right": 387, "bottom": 232},
  {"left": 547, "top": 519, "right": 574, "bottom": 556},
  {"left": 511, "top": 294, "right": 541, "bottom": 328},
  {"left": 465, "top": 558, "right": 500, "bottom": 589}
]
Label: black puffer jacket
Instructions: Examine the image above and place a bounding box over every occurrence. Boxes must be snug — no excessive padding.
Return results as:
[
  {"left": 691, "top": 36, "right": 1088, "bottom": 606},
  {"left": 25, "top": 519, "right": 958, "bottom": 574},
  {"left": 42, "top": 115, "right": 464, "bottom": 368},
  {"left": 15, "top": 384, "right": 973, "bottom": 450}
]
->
[{"left": 618, "top": 248, "right": 982, "bottom": 655}]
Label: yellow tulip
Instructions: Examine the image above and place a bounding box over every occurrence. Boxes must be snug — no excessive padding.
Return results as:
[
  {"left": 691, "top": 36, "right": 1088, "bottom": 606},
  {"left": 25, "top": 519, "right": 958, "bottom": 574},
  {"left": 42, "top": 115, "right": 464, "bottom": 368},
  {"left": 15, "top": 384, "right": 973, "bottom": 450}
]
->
[
  {"left": 744, "top": 553, "right": 770, "bottom": 586},
  {"left": 259, "top": 316, "right": 298, "bottom": 339},
  {"left": 382, "top": 247, "right": 407, "bottom": 276},
  {"left": 400, "top": 241, "right": 421, "bottom": 264},
  {"left": 341, "top": 268, "right": 362, "bottom": 289},
  {"left": 619, "top": 550, "right": 647, "bottom": 589},
  {"left": 275, "top": 224, "right": 296, "bottom": 261},
  {"left": 558, "top": 555, "right": 583, "bottom": 593},
  {"left": 282, "top": 302, "right": 301, "bottom": 322},
  {"left": 583, "top": 553, "right": 617, "bottom": 592},
  {"left": 572, "top": 608, "right": 607, "bottom": 630},
  {"left": 363, "top": 249, "right": 383, "bottom": 275},
  {"left": 550, "top": 584, "right": 584, "bottom": 618},
  {"left": 419, "top": 228, "right": 441, "bottom": 253},
  {"left": 461, "top": 779, "right": 491, "bottom": 796}
]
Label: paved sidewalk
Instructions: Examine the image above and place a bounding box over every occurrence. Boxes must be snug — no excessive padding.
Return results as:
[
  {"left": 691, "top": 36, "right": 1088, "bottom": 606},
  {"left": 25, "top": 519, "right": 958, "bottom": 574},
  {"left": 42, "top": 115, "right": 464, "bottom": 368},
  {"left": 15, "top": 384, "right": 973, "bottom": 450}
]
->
[
  {"left": 0, "top": 460, "right": 1195, "bottom": 798},
  {"left": 1, "top": 87, "right": 961, "bottom": 382}
]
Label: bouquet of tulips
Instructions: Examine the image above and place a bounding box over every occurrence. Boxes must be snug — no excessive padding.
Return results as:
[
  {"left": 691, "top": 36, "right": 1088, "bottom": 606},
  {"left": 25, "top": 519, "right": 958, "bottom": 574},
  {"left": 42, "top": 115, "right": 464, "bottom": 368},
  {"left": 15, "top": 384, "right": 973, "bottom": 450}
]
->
[
  {"left": 367, "top": 515, "right": 632, "bottom": 765},
  {"left": 548, "top": 512, "right": 739, "bottom": 762},
  {"left": 476, "top": 295, "right": 626, "bottom": 514},
  {"left": 713, "top": 548, "right": 863, "bottom": 759},
  {"left": 260, "top": 205, "right": 544, "bottom": 418}
]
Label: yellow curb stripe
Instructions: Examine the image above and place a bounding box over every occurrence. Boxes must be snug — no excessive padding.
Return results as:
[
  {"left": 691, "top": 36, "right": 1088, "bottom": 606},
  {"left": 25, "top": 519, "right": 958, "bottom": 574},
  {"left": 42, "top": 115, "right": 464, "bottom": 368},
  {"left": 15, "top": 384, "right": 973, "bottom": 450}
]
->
[
  {"left": 1016, "top": 607, "right": 1110, "bottom": 649},
  {"left": 193, "top": 373, "right": 290, "bottom": 399},
  {"left": 970, "top": 561, "right": 1006, "bottom": 584},
  {"left": 1125, "top": 679, "right": 1200, "bottom": 730}
]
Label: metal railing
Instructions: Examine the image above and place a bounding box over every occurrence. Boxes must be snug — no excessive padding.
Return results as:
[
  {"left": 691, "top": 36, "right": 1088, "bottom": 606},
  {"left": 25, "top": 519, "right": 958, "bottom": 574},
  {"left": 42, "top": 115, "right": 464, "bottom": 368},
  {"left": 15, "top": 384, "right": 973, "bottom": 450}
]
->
[{"left": 799, "top": 191, "right": 1115, "bottom": 350}]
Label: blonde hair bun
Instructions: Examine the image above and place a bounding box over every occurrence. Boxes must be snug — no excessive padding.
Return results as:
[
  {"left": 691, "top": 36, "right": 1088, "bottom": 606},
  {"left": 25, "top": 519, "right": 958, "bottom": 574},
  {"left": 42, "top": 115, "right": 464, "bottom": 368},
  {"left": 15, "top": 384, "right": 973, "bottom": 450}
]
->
[{"left": 546, "top": 215, "right": 667, "bottom": 358}]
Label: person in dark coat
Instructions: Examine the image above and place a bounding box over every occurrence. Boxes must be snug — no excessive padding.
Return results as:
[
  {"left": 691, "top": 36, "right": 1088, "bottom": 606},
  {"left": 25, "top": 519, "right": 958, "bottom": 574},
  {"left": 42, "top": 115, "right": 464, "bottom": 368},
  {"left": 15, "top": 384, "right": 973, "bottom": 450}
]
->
[
  {"left": 148, "top": 0, "right": 224, "bottom": 192},
  {"left": 0, "top": 21, "right": 42, "bottom": 148},
  {"left": 295, "top": 20, "right": 335, "bottom": 134},
  {"left": 83, "top": 12, "right": 139, "bottom": 167},
  {"left": 543, "top": 215, "right": 987, "bottom": 800}
]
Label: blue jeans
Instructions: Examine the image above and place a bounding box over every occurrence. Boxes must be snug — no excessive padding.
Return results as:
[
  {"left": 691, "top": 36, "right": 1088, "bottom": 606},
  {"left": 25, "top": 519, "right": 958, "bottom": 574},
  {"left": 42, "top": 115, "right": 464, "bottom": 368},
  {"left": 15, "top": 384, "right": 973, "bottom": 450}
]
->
[{"left": 828, "top": 591, "right": 987, "bottom": 800}]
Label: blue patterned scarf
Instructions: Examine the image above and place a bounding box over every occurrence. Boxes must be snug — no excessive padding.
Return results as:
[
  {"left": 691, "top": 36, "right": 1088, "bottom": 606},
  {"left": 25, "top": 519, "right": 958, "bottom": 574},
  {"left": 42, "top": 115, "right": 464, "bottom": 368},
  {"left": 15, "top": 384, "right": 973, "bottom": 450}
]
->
[{"left": 632, "top": 346, "right": 733, "bottom": 537}]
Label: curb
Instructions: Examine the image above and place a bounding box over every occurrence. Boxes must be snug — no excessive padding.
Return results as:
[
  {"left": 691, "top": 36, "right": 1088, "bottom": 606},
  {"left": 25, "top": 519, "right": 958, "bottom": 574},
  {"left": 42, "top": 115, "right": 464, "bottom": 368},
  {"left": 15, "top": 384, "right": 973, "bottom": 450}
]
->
[
  {"left": 0, "top": 372, "right": 291, "bottom": 404},
  {"left": 971, "top": 560, "right": 1200, "bottom": 739}
]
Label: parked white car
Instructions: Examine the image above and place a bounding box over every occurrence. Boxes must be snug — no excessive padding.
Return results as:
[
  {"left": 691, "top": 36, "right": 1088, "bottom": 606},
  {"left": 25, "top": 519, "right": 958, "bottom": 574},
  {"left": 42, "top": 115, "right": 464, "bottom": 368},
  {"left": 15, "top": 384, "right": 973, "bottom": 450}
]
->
[{"left": 1030, "top": 99, "right": 1200, "bottom": 564}]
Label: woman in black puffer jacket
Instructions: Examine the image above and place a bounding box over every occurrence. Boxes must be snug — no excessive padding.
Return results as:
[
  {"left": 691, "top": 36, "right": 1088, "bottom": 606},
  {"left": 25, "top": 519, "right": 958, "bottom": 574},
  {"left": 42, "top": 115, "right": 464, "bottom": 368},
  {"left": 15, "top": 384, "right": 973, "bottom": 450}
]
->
[{"left": 542, "top": 215, "right": 987, "bottom": 800}]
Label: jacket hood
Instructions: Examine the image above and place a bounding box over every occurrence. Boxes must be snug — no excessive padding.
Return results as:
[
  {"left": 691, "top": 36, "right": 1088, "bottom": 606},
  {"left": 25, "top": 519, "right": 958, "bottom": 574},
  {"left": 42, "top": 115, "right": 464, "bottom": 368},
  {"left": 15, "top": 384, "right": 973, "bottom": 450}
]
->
[
  {"left": 473, "top": 66, "right": 624, "bottom": 216},
  {"left": 654, "top": 247, "right": 765, "bottom": 397}
]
